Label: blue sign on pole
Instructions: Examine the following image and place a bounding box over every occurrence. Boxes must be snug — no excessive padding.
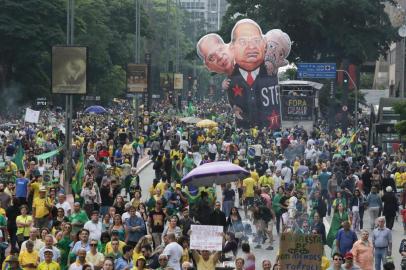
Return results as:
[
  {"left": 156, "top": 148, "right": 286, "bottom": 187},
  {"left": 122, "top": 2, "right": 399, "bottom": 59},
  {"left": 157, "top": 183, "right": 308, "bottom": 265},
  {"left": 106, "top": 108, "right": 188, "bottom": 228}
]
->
[{"left": 297, "top": 63, "right": 336, "bottom": 79}]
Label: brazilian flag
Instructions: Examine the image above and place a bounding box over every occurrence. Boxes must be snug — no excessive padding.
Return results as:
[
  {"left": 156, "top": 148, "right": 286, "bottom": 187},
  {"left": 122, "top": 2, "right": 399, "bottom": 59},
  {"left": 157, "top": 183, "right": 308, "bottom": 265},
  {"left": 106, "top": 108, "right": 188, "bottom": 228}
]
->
[
  {"left": 72, "top": 148, "right": 84, "bottom": 199},
  {"left": 13, "top": 142, "right": 25, "bottom": 172}
]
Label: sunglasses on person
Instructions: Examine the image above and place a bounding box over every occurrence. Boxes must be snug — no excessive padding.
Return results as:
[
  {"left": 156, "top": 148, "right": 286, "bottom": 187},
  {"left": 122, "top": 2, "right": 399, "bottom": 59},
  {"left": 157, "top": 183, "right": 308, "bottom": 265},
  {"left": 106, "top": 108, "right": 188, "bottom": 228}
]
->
[
  {"left": 90, "top": 243, "right": 98, "bottom": 247},
  {"left": 333, "top": 257, "right": 342, "bottom": 261}
]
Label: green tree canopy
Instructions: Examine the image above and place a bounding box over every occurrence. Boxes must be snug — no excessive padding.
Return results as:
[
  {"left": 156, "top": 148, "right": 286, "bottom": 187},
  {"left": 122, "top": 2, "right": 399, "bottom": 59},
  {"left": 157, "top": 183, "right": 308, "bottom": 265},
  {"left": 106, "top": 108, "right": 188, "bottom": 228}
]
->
[{"left": 220, "top": 0, "right": 398, "bottom": 65}]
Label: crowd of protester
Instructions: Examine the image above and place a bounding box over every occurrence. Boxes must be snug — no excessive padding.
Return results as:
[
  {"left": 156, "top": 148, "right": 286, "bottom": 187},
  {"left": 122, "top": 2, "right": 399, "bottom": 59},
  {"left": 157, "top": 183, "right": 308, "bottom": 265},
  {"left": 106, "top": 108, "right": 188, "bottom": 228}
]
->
[{"left": 0, "top": 99, "right": 404, "bottom": 270}]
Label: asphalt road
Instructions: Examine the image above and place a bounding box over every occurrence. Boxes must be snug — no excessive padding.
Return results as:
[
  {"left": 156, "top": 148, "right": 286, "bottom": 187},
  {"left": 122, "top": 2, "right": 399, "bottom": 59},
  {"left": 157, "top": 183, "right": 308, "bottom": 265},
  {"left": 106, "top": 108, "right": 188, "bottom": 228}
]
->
[{"left": 137, "top": 163, "right": 405, "bottom": 269}]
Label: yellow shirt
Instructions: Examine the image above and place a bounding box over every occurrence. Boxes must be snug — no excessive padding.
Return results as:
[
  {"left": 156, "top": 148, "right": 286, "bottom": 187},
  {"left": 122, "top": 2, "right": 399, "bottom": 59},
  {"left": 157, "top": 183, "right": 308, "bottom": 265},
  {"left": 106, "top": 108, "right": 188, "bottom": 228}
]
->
[
  {"left": 243, "top": 177, "right": 256, "bottom": 198},
  {"left": 108, "top": 145, "right": 114, "bottom": 157},
  {"left": 195, "top": 254, "right": 216, "bottom": 270},
  {"left": 395, "top": 172, "right": 402, "bottom": 187},
  {"left": 86, "top": 252, "right": 105, "bottom": 267},
  {"left": 258, "top": 175, "right": 274, "bottom": 189},
  {"left": 37, "top": 261, "right": 60, "bottom": 270},
  {"left": 402, "top": 172, "right": 406, "bottom": 187},
  {"left": 19, "top": 250, "right": 39, "bottom": 270},
  {"left": 170, "top": 150, "right": 181, "bottom": 160},
  {"left": 132, "top": 251, "right": 142, "bottom": 266},
  {"left": 197, "top": 135, "right": 205, "bottom": 143},
  {"left": 4, "top": 162, "right": 17, "bottom": 174},
  {"left": 104, "top": 240, "right": 126, "bottom": 255},
  {"left": 16, "top": 215, "right": 33, "bottom": 236},
  {"left": 250, "top": 171, "right": 259, "bottom": 182},
  {"left": 30, "top": 181, "right": 41, "bottom": 200},
  {"left": 122, "top": 144, "right": 133, "bottom": 156},
  {"left": 156, "top": 181, "right": 166, "bottom": 195},
  {"left": 293, "top": 160, "right": 300, "bottom": 173},
  {"left": 33, "top": 197, "right": 52, "bottom": 218}
]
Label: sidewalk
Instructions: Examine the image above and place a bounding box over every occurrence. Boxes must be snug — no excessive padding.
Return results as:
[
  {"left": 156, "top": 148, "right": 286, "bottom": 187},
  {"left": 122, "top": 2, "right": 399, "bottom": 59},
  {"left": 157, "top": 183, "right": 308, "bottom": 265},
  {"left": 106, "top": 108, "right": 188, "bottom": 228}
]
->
[{"left": 66, "top": 152, "right": 152, "bottom": 204}]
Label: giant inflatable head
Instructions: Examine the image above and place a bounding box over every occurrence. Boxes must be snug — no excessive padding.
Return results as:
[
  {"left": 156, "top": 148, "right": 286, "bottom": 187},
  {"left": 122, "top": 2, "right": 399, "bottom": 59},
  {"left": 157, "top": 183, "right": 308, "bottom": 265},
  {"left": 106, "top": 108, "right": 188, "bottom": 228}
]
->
[
  {"left": 264, "top": 29, "right": 291, "bottom": 76},
  {"left": 196, "top": 19, "right": 292, "bottom": 130},
  {"left": 197, "top": 34, "right": 234, "bottom": 75},
  {"left": 229, "top": 19, "right": 266, "bottom": 72}
]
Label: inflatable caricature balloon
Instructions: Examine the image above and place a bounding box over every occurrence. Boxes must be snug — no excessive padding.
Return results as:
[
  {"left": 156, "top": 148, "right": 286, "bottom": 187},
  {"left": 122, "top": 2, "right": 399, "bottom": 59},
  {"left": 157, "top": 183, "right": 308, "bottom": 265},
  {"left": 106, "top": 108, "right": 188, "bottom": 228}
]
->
[
  {"left": 196, "top": 33, "right": 235, "bottom": 76},
  {"left": 264, "top": 29, "right": 291, "bottom": 76},
  {"left": 197, "top": 19, "right": 291, "bottom": 129}
]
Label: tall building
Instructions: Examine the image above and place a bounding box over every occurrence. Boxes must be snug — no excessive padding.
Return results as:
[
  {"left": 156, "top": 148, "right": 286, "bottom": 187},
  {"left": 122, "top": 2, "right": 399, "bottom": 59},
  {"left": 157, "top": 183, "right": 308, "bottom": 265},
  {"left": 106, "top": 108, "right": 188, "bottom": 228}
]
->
[
  {"left": 374, "top": 1, "right": 406, "bottom": 97},
  {"left": 180, "top": 0, "right": 228, "bottom": 32}
]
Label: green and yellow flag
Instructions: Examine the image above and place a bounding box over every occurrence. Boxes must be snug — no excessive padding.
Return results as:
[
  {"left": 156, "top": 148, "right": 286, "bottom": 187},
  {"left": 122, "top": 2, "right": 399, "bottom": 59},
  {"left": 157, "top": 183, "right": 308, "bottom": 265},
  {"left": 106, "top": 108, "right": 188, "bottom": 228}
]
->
[
  {"left": 72, "top": 148, "right": 84, "bottom": 196},
  {"left": 13, "top": 142, "right": 25, "bottom": 172}
]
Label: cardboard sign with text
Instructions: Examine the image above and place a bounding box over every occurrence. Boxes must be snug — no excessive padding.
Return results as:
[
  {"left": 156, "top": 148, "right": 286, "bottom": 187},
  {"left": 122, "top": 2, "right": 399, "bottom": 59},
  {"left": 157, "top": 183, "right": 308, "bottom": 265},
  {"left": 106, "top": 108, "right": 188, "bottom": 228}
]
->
[
  {"left": 190, "top": 225, "right": 223, "bottom": 251},
  {"left": 280, "top": 232, "right": 323, "bottom": 270}
]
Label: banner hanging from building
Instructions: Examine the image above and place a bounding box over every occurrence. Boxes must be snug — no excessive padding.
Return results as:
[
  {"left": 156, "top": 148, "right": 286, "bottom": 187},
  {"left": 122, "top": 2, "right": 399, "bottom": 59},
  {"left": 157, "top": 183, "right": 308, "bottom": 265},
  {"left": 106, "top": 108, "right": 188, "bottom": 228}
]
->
[
  {"left": 160, "top": 73, "right": 174, "bottom": 92},
  {"left": 52, "top": 46, "right": 87, "bottom": 94},
  {"left": 281, "top": 96, "right": 314, "bottom": 121},
  {"left": 174, "top": 73, "right": 183, "bottom": 90},
  {"left": 127, "top": 64, "right": 148, "bottom": 93},
  {"left": 196, "top": 19, "right": 291, "bottom": 129}
]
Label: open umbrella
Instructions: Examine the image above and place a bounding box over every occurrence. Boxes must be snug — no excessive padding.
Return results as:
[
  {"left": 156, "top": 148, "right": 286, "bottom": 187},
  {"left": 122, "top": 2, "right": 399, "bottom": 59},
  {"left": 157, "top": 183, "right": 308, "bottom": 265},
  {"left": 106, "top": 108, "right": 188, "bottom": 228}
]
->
[
  {"left": 84, "top": 105, "right": 107, "bottom": 114},
  {"left": 196, "top": 119, "right": 218, "bottom": 128},
  {"left": 179, "top": 116, "right": 202, "bottom": 124},
  {"left": 182, "top": 161, "right": 249, "bottom": 187}
]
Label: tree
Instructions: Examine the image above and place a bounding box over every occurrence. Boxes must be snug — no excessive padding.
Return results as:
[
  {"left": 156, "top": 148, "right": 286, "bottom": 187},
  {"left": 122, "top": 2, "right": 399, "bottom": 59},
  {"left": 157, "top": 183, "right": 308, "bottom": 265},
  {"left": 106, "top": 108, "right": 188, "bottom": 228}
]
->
[
  {"left": 220, "top": 0, "right": 398, "bottom": 65},
  {"left": 0, "top": 0, "right": 66, "bottom": 111},
  {"left": 393, "top": 100, "right": 406, "bottom": 136}
]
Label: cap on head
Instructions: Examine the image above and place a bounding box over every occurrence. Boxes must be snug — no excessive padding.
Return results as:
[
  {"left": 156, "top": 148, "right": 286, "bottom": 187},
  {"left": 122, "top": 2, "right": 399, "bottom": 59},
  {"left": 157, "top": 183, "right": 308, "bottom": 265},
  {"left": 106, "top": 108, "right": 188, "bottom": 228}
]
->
[
  {"left": 44, "top": 249, "right": 54, "bottom": 254},
  {"left": 344, "top": 252, "right": 353, "bottom": 260}
]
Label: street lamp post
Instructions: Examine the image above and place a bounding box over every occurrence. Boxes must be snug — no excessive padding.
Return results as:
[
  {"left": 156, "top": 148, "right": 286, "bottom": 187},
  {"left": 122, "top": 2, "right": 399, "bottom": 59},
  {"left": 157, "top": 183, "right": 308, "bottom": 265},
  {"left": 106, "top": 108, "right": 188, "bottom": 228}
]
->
[
  {"left": 64, "top": 0, "right": 74, "bottom": 188},
  {"left": 337, "top": 69, "right": 359, "bottom": 127},
  {"left": 134, "top": 0, "right": 142, "bottom": 137}
]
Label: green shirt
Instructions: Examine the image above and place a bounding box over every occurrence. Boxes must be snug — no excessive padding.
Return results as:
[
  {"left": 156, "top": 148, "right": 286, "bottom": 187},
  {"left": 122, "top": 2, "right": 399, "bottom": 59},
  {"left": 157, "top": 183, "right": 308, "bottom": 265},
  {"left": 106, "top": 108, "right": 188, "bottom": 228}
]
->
[
  {"left": 183, "top": 156, "right": 194, "bottom": 171},
  {"left": 69, "top": 210, "right": 88, "bottom": 234},
  {"left": 0, "top": 214, "right": 7, "bottom": 227},
  {"left": 272, "top": 193, "right": 282, "bottom": 213}
]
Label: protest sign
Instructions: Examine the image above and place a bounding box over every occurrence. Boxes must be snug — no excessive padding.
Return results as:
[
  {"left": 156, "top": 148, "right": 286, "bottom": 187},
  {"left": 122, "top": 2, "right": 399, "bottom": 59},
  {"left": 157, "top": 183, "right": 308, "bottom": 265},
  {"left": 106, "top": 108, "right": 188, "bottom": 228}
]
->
[
  {"left": 24, "top": 108, "right": 40, "bottom": 123},
  {"left": 279, "top": 232, "right": 323, "bottom": 270},
  {"left": 281, "top": 96, "right": 314, "bottom": 121},
  {"left": 190, "top": 225, "right": 223, "bottom": 251}
]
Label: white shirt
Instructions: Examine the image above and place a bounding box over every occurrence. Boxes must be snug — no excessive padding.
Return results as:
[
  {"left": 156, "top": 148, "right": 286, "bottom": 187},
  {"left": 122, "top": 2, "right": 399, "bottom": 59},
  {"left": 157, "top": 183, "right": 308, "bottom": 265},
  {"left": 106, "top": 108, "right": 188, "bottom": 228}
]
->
[
  {"left": 281, "top": 167, "right": 292, "bottom": 184},
  {"left": 208, "top": 143, "right": 217, "bottom": 154},
  {"left": 163, "top": 140, "right": 171, "bottom": 151},
  {"left": 252, "top": 144, "right": 263, "bottom": 156},
  {"left": 305, "top": 148, "right": 316, "bottom": 160},
  {"left": 121, "top": 211, "right": 142, "bottom": 223},
  {"left": 178, "top": 140, "right": 189, "bottom": 152},
  {"left": 21, "top": 239, "right": 45, "bottom": 252},
  {"left": 239, "top": 67, "right": 260, "bottom": 82},
  {"left": 69, "top": 262, "right": 94, "bottom": 270},
  {"left": 275, "top": 160, "right": 285, "bottom": 171},
  {"left": 39, "top": 246, "right": 61, "bottom": 262},
  {"left": 84, "top": 220, "right": 102, "bottom": 241},
  {"left": 273, "top": 175, "right": 283, "bottom": 190},
  {"left": 162, "top": 241, "right": 183, "bottom": 270},
  {"left": 307, "top": 139, "right": 315, "bottom": 147},
  {"left": 56, "top": 201, "right": 72, "bottom": 216}
]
